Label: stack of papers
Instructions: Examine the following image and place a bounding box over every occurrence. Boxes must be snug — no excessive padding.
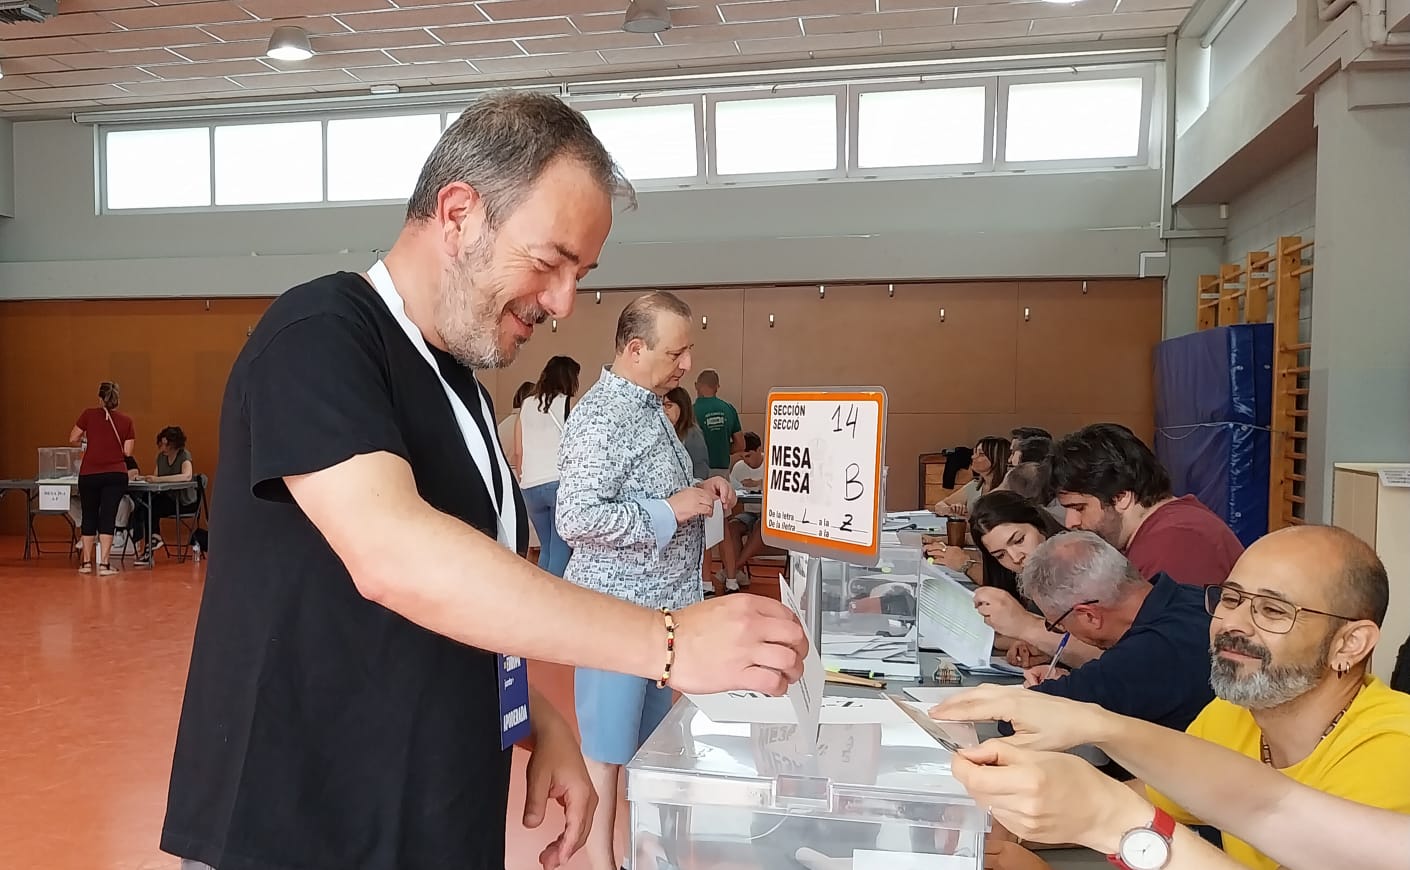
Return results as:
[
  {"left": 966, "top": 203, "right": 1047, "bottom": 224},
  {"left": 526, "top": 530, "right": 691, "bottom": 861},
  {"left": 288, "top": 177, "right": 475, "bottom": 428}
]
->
[
  {"left": 821, "top": 633, "right": 921, "bottom": 680},
  {"left": 954, "top": 657, "right": 1027, "bottom": 678}
]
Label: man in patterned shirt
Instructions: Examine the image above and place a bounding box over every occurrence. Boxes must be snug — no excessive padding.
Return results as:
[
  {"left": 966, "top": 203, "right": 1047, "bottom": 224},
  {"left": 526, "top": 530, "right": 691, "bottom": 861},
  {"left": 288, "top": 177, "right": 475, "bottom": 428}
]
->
[{"left": 556, "top": 291, "right": 736, "bottom": 870}]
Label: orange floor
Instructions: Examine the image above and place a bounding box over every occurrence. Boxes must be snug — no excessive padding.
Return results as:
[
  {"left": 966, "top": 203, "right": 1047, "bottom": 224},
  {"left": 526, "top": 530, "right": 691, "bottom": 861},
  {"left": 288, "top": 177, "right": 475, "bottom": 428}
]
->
[{"left": 0, "top": 537, "right": 777, "bottom": 870}]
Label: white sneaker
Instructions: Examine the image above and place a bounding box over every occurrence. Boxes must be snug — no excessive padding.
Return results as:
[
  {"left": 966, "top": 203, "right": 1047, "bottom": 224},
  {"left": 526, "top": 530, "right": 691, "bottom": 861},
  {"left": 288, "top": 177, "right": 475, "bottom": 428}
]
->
[
  {"left": 737, "top": 574, "right": 752, "bottom": 589},
  {"left": 725, "top": 578, "right": 741, "bottom": 593}
]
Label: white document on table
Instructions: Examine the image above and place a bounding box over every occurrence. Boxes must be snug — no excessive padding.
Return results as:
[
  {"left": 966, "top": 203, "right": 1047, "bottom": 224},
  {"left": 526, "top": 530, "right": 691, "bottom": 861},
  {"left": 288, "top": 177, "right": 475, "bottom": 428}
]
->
[
  {"left": 704, "top": 500, "right": 725, "bottom": 549},
  {"left": 916, "top": 571, "right": 995, "bottom": 668}
]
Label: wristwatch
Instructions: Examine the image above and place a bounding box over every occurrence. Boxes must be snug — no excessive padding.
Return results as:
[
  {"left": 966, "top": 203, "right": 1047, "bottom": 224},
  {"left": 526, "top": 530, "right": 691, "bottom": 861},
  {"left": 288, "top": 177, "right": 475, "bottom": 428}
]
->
[{"left": 1106, "top": 808, "right": 1174, "bottom": 870}]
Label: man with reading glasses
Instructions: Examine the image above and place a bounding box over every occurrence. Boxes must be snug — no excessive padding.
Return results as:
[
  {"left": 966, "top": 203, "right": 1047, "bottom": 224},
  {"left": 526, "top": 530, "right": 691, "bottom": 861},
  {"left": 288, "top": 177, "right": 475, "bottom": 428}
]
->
[{"left": 974, "top": 524, "right": 1410, "bottom": 870}]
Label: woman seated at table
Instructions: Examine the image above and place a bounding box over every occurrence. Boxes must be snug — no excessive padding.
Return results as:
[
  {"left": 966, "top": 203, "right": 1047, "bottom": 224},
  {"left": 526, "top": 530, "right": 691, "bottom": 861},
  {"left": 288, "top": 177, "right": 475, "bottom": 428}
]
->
[
  {"left": 932, "top": 436, "right": 1007, "bottom": 517},
  {"left": 130, "top": 426, "right": 197, "bottom": 567},
  {"left": 927, "top": 491, "right": 1102, "bottom": 666}
]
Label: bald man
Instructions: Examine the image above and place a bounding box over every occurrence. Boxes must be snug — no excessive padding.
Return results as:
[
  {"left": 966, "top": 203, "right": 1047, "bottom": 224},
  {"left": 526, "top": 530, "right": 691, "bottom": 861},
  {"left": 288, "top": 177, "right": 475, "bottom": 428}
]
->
[
  {"left": 1144, "top": 525, "right": 1410, "bottom": 870},
  {"left": 989, "top": 525, "right": 1410, "bottom": 870}
]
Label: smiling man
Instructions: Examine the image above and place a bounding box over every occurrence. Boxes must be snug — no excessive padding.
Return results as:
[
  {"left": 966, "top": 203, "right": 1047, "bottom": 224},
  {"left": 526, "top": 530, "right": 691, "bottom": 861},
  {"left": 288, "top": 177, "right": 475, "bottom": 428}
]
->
[
  {"left": 161, "top": 92, "right": 807, "bottom": 870},
  {"left": 1147, "top": 524, "right": 1410, "bottom": 870}
]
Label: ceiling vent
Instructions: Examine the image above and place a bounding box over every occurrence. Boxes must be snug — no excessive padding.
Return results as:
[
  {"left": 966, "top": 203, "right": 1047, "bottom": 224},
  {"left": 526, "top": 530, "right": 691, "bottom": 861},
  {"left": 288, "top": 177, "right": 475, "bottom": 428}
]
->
[{"left": 0, "top": 0, "right": 58, "bottom": 25}]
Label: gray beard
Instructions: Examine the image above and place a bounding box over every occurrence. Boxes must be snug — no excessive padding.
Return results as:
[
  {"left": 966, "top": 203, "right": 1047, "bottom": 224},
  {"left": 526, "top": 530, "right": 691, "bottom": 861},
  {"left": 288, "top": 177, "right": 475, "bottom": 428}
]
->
[{"left": 1208, "top": 634, "right": 1330, "bottom": 710}]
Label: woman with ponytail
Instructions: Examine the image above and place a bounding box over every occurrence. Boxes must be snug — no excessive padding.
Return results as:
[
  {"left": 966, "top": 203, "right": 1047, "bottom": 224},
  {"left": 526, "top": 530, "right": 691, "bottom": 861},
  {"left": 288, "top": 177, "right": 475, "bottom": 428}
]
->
[{"left": 69, "top": 381, "right": 135, "bottom": 576}]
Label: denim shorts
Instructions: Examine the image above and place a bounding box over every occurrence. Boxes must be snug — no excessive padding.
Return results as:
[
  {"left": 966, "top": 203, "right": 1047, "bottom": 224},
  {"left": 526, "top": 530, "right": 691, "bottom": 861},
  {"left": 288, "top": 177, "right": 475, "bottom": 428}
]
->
[{"left": 574, "top": 667, "right": 675, "bottom": 765}]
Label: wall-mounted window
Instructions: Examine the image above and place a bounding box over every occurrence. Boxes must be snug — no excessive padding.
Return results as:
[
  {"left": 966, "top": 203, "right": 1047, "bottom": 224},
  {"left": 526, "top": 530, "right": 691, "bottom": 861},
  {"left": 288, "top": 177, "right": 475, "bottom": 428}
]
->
[
  {"left": 97, "top": 63, "right": 1159, "bottom": 213},
  {"left": 708, "top": 90, "right": 842, "bottom": 180},
  {"left": 998, "top": 70, "right": 1152, "bottom": 169},
  {"left": 580, "top": 99, "right": 702, "bottom": 183},
  {"left": 849, "top": 81, "right": 993, "bottom": 175},
  {"left": 104, "top": 127, "right": 211, "bottom": 209},
  {"left": 214, "top": 120, "right": 323, "bottom": 206},
  {"left": 327, "top": 113, "right": 443, "bottom": 202}
]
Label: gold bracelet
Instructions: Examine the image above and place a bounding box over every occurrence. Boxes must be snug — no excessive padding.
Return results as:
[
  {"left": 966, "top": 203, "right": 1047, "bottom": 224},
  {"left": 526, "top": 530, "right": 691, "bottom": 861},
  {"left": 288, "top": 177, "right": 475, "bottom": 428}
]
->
[{"left": 657, "top": 608, "right": 676, "bottom": 688}]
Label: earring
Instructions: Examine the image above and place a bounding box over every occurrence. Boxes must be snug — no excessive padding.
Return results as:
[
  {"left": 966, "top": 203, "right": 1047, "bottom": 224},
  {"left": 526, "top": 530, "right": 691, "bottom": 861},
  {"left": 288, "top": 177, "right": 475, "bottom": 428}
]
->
[{"left": 1335, "top": 663, "right": 1347, "bottom": 679}]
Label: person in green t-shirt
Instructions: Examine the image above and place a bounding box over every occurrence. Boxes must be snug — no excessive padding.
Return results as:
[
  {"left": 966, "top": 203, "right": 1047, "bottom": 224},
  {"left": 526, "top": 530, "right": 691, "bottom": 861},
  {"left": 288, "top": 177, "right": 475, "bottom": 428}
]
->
[{"left": 693, "top": 369, "right": 742, "bottom": 477}]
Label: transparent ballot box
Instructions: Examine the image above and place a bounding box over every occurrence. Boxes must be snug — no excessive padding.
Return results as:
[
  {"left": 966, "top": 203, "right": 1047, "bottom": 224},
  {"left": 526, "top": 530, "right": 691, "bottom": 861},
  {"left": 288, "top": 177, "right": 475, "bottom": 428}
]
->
[
  {"left": 818, "top": 546, "right": 924, "bottom": 637},
  {"left": 38, "top": 446, "right": 82, "bottom": 481},
  {"left": 627, "top": 700, "right": 989, "bottom": 870}
]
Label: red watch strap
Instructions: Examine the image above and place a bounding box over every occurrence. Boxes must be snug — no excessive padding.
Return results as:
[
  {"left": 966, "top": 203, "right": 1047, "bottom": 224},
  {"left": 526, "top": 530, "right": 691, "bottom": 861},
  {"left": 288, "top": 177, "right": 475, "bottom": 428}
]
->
[
  {"left": 1150, "top": 807, "right": 1176, "bottom": 839},
  {"left": 1105, "top": 808, "right": 1176, "bottom": 869}
]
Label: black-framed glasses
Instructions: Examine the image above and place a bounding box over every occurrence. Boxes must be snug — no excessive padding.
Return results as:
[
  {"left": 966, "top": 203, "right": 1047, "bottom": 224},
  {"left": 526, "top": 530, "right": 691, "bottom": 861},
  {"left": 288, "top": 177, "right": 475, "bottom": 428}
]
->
[
  {"left": 1044, "top": 599, "right": 1099, "bottom": 634},
  {"left": 1204, "top": 584, "right": 1358, "bottom": 635}
]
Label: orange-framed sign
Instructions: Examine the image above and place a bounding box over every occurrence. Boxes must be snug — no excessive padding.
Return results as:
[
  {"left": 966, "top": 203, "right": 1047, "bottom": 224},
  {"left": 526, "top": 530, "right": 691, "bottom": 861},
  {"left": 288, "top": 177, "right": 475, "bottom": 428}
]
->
[{"left": 761, "top": 388, "right": 887, "bottom": 566}]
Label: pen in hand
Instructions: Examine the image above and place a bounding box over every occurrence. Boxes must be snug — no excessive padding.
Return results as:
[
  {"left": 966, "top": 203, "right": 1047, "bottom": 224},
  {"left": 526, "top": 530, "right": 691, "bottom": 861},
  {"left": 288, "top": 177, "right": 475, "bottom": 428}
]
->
[{"left": 1042, "top": 633, "right": 1071, "bottom": 683}]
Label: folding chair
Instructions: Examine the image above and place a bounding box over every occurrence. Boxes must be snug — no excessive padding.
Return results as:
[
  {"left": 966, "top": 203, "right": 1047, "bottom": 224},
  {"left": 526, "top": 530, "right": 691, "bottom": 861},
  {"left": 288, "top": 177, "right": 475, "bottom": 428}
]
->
[{"left": 161, "top": 474, "right": 209, "bottom": 563}]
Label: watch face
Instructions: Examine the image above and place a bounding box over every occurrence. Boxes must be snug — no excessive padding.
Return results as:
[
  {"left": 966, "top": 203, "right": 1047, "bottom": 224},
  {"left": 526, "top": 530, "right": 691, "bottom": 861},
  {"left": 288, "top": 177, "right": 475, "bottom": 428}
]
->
[{"left": 1119, "top": 828, "right": 1171, "bottom": 870}]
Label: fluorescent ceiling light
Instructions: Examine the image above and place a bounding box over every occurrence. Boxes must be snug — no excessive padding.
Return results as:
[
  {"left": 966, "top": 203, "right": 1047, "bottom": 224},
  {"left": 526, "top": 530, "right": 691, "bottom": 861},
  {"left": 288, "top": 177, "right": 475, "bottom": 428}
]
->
[
  {"left": 266, "top": 25, "right": 314, "bottom": 62},
  {"left": 623, "top": 0, "right": 671, "bottom": 33}
]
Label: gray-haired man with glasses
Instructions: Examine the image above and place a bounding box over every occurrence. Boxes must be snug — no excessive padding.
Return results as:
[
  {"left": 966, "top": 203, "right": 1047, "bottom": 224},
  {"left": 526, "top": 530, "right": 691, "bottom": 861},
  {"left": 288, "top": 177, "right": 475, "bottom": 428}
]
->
[{"left": 1009, "top": 531, "right": 1216, "bottom": 734}]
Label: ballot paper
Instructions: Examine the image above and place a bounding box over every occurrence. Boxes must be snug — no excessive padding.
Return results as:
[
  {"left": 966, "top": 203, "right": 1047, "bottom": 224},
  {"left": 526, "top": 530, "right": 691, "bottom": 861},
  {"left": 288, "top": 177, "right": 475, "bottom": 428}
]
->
[
  {"left": 778, "top": 572, "right": 825, "bottom": 742},
  {"left": 902, "top": 686, "right": 975, "bottom": 705},
  {"left": 704, "top": 499, "right": 725, "bottom": 549},
  {"left": 916, "top": 571, "right": 995, "bottom": 668}
]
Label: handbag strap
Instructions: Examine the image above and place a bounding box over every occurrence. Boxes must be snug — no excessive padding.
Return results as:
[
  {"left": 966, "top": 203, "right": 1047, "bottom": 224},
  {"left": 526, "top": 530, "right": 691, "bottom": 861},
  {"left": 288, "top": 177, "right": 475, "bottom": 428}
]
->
[{"left": 104, "top": 410, "right": 128, "bottom": 455}]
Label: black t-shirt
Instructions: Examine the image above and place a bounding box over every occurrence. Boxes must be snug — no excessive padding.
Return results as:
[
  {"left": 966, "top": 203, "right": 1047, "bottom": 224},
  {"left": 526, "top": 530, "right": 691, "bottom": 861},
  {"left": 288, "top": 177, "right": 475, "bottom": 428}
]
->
[{"left": 161, "top": 272, "right": 528, "bottom": 870}]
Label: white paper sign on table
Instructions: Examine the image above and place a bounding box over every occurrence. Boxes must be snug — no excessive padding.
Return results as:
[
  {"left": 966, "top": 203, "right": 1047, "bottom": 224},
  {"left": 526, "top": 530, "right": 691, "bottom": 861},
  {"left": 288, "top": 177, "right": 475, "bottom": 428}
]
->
[
  {"left": 704, "top": 500, "right": 725, "bottom": 549},
  {"left": 1379, "top": 468, "right": 1410, "bottom": 488},
  {"left": 38, "top": 484, "right": 70, "bottom": 512},
  {"left": 916, "top": 571, "right": 995, "bottom": 668}
]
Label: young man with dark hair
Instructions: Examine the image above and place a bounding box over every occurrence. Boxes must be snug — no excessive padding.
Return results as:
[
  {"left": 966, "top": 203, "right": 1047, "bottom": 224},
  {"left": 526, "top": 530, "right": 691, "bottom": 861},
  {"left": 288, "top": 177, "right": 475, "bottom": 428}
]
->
[{"left": 1049, "top": 423, "right": 1244, "bottom": 586}]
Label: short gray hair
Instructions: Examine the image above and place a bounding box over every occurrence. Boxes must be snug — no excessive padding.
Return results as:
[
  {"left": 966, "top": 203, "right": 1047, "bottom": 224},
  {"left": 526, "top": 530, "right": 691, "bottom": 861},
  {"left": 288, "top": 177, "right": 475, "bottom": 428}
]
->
[
  {"left": 615, "top": 291, "right": 692, "bottom": 352},
  {"left": 1018, "top": 530, "right": 1145, "bottom": 612},
  {"left": 407, "top": 90, "right": 636, "bottom": 228}
]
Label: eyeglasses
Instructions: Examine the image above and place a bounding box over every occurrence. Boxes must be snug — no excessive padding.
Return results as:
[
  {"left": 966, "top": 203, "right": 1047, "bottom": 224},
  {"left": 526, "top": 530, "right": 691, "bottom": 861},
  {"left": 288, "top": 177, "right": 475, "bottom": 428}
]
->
[
  {"left": 1204, "top": 584, "right": 1357, "bottom": 635},
  {"left": 1044, "top": 599, "right": 1099, "bottom": 634}
]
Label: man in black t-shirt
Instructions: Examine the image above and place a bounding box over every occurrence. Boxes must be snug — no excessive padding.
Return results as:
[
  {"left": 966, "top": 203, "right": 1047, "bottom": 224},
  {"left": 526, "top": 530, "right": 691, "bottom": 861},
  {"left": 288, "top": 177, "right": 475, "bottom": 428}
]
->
[{"left": 161, "top": 92, "right": 808, "bottom": 870}]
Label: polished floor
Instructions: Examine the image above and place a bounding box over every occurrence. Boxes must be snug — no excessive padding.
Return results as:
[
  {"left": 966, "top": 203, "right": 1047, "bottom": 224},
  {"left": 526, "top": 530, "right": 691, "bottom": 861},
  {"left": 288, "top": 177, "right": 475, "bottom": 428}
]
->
[{"left": 0, "top": 536, "right": 778, "bottom": 870}]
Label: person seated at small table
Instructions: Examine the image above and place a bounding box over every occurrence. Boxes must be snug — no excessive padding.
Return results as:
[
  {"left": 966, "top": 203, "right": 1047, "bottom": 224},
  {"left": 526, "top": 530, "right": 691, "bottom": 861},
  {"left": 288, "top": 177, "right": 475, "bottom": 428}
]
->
[
  {"left": 716, "top": 432, "right": 765, "bottom": 592},
  {"left": 1049, "top": 422, "right": 1244, "bottom": 585},
  {"left": 1010, "top": 530, "right": 1215, "bottom": 735},
  {"left": 933, "top": 435, "right": 1007, "bottom": 517},
  {"left": 130, "top": 426, "right": 197, "bottom": 566}
]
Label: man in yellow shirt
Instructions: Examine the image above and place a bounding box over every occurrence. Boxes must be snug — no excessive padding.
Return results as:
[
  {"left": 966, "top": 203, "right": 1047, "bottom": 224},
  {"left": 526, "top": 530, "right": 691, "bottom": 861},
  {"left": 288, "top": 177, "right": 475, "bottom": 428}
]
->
[
  {"left": 977, "top": 524, "right": 1410, "bottom": 870},
  {"left": 1146, "top": 524, "right": 1410, "bottom": 870}
]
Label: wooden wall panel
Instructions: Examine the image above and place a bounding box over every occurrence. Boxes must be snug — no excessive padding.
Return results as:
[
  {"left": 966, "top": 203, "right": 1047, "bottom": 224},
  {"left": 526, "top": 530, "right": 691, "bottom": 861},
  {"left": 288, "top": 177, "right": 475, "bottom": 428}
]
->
[
  {"left": 739, "top": 284, "right": 1020, "bottom": 415},
  {"left": 0, "top": 278, "right": 1163, "bottom": 532},
  {"left": 1015, "top": 281, "right": 1163, "bottom": 425}
]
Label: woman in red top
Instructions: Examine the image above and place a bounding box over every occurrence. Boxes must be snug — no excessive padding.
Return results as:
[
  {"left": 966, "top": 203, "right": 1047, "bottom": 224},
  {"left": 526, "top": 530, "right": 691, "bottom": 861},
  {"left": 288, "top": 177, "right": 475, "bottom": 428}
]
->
[{"left": 69, "top": 381, "right": 135, "bottom": 576}]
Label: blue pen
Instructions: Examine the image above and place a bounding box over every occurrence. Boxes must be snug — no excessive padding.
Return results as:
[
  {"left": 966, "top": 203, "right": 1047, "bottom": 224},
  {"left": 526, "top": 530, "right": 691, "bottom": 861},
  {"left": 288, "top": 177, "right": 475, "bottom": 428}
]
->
[{"left": 1043, "top": 633, "right": 1070, "bottom": 682}]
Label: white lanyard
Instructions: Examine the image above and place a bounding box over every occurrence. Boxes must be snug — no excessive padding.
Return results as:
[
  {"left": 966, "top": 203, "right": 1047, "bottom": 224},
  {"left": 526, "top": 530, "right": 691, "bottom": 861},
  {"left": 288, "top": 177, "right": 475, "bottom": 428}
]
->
[{"left": 366, "top": 261, "right": 518, "bottom": 551}]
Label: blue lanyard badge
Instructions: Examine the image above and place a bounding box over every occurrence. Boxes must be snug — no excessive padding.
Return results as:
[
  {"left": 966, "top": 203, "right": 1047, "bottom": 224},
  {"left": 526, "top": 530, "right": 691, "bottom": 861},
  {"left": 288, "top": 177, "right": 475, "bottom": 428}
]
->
[{"left": 498, "top": 653, "right": 532, "bottom": 750}]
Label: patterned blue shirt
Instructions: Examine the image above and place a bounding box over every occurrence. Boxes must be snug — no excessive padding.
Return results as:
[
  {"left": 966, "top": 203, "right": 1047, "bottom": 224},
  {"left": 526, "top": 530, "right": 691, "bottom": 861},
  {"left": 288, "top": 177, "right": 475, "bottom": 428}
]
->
[{"left": 556, "top": 367, "right": 704, "bottom": 610}]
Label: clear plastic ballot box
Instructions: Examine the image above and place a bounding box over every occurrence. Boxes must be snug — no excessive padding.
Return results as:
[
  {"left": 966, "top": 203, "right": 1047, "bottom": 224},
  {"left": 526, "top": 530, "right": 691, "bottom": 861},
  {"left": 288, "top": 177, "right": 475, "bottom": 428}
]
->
[
  {"left": 626, "top": 700, "right": 989, "bottom": 870},
  {"left": 818, "top": 546, "right": 925, "bottom": 637}
]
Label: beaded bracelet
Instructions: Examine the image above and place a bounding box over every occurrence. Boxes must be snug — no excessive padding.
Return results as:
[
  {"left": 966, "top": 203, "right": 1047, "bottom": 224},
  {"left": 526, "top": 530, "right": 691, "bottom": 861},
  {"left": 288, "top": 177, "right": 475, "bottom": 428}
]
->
[{"left": 657, "top": 608, "right": 677, "bottom": 688}]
